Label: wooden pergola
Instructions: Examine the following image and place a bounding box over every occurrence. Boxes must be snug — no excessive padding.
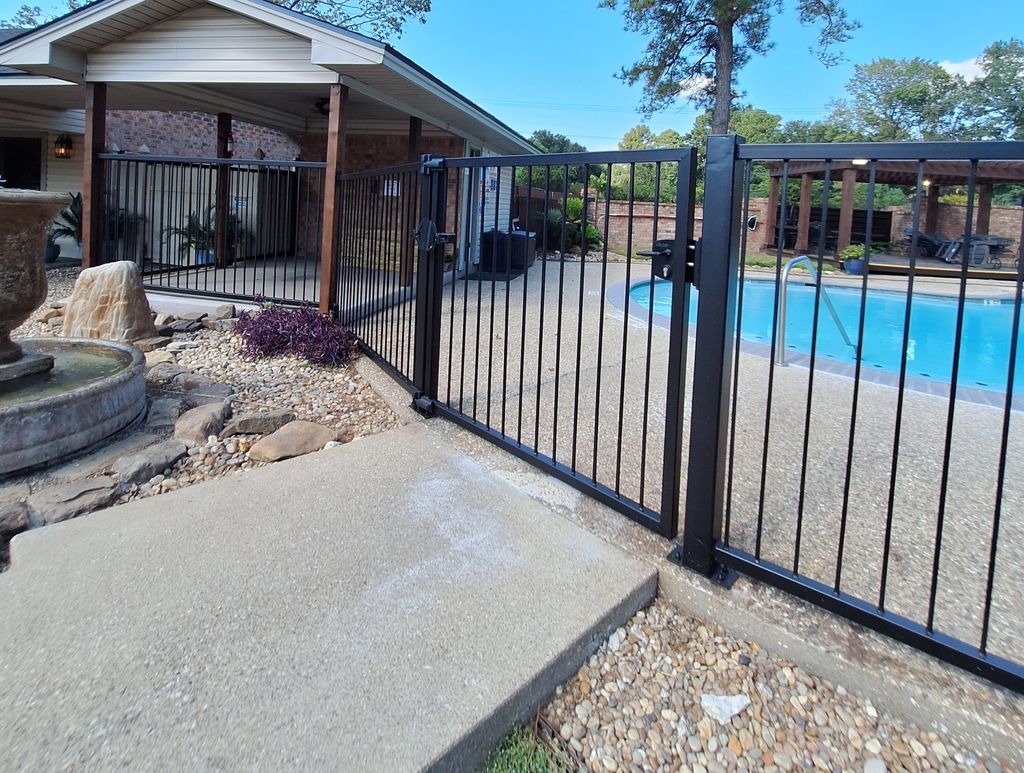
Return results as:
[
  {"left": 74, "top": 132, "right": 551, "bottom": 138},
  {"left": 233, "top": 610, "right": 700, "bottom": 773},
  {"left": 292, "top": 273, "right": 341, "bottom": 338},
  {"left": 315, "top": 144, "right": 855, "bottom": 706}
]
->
[{"left": 763, "top": 160, "right": 1024, "bottom": 253}]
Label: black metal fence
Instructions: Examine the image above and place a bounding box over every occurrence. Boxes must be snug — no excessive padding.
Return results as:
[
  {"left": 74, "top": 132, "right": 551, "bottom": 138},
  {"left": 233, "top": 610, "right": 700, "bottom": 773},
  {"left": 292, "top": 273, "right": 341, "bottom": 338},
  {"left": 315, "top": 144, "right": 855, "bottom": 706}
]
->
[
  {"left": 684, "top": 137, "right": 1024, "bottom": 692},
  {"left": 100, "top": 154, "right": 327, "bottom": 305}
]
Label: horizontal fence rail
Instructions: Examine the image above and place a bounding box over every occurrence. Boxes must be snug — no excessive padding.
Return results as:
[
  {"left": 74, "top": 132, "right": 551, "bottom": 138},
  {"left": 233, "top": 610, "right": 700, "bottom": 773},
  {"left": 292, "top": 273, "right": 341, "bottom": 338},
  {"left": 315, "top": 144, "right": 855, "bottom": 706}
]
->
[
  {"left": 99, "top": 154, "right": 327, "bottom": 306},
  {"left": 691, "top": 138, "right": 1024, "bottom": 692}
]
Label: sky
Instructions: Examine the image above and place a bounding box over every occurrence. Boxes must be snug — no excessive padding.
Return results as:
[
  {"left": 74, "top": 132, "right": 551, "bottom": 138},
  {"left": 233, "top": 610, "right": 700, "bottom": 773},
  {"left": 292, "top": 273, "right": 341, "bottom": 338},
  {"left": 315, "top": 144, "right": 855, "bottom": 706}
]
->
[{"left": 1, "top": 0, "right": 1021, "bottom": 149}]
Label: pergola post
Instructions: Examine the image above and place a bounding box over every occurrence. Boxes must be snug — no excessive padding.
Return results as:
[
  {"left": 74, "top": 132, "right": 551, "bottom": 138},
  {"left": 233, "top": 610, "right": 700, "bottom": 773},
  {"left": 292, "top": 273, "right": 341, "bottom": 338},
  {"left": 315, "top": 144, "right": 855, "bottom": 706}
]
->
[
  {"left": 836, "top": 168, "right": 858, "bottom": 253},
  {"left": 925, "top": 183, "right": 940, "bottom": 234},
  {"left": 400, "top": 116, "right": 423, "bottom": 287},
  {"left": 764, "top": 175, "right": 780, "bottom": 248},
  {"left": 81, "top": 82, "right": 107, "bottom": 269},
  {"left": 795, "top": 173, "right": 813, "bottom": 253},
  {"left": 977, "top": 183, "right": 993, "bottom": 235},
  {"left": 318, "top": 84, "right": 348, "bottom": 315},
  {"left": 214, "top": 112, "right": 232, "bottom": 269}
]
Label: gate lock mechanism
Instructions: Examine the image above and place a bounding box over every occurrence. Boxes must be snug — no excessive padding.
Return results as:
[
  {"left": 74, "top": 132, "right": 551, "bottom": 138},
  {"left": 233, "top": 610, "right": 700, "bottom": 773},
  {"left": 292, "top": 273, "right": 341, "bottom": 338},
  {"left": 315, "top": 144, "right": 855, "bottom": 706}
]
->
[
  {"left": 414, "top": 218, "right": 456, "bottom": 252},
  {"left": 638, "top": 239, "right": 700, "bottom": 285}
]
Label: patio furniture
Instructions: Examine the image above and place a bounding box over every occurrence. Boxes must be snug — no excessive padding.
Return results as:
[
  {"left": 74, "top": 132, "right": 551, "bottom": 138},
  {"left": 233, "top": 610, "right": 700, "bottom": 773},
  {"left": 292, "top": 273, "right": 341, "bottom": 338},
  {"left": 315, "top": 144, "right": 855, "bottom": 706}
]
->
[{"left": 903, "top": 227, "right": 950, "bottom": 258}]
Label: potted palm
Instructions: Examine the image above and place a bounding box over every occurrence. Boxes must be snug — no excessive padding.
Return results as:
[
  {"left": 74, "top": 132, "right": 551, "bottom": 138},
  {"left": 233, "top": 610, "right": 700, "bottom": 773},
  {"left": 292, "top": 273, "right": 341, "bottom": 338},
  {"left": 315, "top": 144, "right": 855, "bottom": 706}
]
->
[{"left": 164, "top": 208, "right": 216, "bottom": 266}]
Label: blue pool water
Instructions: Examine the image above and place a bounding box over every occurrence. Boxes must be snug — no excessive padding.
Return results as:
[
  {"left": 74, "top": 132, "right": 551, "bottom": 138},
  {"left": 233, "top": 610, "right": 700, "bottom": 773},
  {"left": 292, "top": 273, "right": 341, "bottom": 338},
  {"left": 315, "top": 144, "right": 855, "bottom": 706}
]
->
[{"left": 630, "top": 279, "right": 1024, "bottom": 393}]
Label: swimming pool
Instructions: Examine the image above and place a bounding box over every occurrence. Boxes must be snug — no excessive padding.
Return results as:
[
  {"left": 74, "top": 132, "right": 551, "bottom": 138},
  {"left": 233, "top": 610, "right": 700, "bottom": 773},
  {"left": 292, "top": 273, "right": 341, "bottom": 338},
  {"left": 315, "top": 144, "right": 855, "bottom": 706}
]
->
[{"left": 629, "top": 278, "right": 1024, "bottom": 393}]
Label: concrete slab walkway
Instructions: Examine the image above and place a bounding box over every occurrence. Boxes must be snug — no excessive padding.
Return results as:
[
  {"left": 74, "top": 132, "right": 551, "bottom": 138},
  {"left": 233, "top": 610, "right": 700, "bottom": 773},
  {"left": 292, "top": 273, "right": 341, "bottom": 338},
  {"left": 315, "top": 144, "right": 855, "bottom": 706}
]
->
[{"left": 0, "top": 425, "right": 656, "bottom": 772}]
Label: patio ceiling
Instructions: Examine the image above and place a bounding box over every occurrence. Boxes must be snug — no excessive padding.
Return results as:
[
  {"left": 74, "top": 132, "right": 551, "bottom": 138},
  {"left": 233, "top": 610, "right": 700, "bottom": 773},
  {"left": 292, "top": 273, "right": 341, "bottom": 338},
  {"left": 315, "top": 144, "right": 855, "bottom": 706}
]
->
[{"left": 0, "top": 0, "right": 536, "bottom": 152}]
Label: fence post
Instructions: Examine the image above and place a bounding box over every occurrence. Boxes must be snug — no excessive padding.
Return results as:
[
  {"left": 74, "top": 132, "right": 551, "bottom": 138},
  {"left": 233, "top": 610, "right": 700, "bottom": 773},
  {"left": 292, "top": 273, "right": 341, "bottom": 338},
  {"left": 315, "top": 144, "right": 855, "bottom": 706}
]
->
[
  {"left": 412, "top": 155, "right": 447, "bottom": 408},
  {"left": 679, "top": 134, "right": 745, "bottom": 575}
]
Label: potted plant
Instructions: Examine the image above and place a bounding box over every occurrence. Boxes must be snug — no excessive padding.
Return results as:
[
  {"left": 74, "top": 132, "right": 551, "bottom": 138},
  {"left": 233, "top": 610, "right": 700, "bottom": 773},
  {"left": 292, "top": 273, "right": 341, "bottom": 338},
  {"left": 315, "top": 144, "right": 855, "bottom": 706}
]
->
[
  {"left": 43, "top": 230, "right": 61, "bottom": 263},
  {"left": 164, "top": 208, "right": 216, "bottom": 266},
  {"left": 51, "top": 192, "right": 83, "bottom": 253},
  {"left": 102, "top": 206, "right": 140, "bottom": 261},
  {"left": 838, "top": 244, "right": 868, "bottom": 276}
]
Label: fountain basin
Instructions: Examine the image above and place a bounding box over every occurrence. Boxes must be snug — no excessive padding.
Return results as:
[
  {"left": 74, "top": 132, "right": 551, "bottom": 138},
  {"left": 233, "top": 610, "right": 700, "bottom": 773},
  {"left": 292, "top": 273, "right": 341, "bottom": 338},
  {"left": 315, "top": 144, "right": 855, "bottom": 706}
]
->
[{"left": 0, "top": 338, "right": 146, "bottom": 476}]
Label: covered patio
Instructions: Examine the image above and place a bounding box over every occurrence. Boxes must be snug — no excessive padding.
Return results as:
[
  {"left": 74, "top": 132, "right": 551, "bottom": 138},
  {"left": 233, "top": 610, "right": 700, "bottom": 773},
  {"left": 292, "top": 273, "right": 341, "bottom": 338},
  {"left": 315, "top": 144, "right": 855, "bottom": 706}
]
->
[{"left": 0, "top": 0, "right": 534, "bottom": 313}]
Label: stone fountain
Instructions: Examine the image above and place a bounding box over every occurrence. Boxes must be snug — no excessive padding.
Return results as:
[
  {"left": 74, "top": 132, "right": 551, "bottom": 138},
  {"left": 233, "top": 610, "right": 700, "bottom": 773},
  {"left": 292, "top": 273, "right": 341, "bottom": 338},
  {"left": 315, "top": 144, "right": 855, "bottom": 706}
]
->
[{"left": 0, "top": 189, "right": 146, "bottom": 476}]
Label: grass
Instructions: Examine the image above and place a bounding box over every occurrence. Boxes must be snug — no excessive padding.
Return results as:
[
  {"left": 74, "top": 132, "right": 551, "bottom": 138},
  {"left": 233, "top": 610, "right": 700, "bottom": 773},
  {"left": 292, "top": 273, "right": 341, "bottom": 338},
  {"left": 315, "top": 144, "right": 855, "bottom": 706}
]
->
[
  {"left": 745, "top": 255, "right": 837, "bottom": 273},
  {"left": 483, "top": 726, "right": 576, "bottom": 773}
]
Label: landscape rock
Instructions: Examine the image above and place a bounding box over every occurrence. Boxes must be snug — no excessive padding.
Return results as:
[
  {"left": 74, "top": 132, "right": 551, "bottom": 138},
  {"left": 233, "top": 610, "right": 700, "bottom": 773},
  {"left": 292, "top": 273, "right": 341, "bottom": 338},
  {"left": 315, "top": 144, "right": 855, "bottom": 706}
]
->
[
  {"left": 170, "top": 372, "right": 235, "bottom": 407},
  {"left": 144, "top": 350, "right": 176, "bottom": 367},
  {"left": 222, "top": 408, "right": 295, "bottom": 437},
  {"left": 134, "top": 336, "right": 171, "bottom": 353},
  {"left": 209, "top": 304, "right": 235, "bottom": 321},
  {"left": 174, "top": 401, "right": 231, "bottom": 445},
  {"left": 177, "top": 311, "right": 208, "bottom": 322},
  {"left": 146, "top": 397, "right": 183, "bottom": 430},
  {"left": 61, "top": 261, "right": 157, "bottom": 342},
  {"left": 0, "top": 500, "right": 30, "bottom": 537},
  {"left": 0, "top": 483, "right": 31, "bottom": 504},
  {"left": 248, "top": 421, "right": 346, "bottom": 463},
  {"left": 201, "top": 318, "right": 237, "bottom": 332},
  {"left": 170, "top": 320, "right": 203, "bottom": 333},
  {"left": 144, "top": 362, "right": 187, "bottom": 383},
  {"left": 112, "top": 440, "right": 188, "bottom": 484},
  {"left": 153, "top": 312, "right": 175, "bottom": 326},
  {"left": 701, "top": 693, "right": 752, "bottom": 725},
  {"left": 28, "top": 477, "right": 120, "bottom": 524},
  {"left": 33, "top": 308, "right": 61, "bottom": 324}
]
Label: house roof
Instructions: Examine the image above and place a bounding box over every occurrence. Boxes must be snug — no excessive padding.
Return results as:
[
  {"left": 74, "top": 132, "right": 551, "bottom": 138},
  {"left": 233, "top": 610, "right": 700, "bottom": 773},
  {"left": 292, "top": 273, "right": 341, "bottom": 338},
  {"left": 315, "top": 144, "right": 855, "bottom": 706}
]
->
[
  {"left": 765, "top": 159, "right": 1024, "bottom": 186},
  {"left": 0, "top": 28, "right": 26, "bottom": 74},
  {"left": 0, "top": 0, "right": 536, "bottom": 154}
]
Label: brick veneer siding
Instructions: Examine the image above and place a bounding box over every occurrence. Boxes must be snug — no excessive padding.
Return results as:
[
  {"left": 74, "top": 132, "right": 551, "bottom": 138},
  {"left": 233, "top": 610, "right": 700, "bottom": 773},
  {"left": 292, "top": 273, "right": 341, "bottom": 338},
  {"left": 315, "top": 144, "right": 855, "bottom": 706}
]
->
[
  {"left": 106, "top": 110, "right": 301, "bottom": 160},
  {"left": 889, "top": 203, "right": 1023, "bottom": 256}
]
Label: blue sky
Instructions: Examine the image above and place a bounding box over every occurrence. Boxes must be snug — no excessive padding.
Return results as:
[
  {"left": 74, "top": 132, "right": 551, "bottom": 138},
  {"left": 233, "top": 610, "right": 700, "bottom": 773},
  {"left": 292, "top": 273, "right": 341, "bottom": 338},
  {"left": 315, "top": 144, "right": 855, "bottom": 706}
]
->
[{"left": 2, "top": 0, "right": 1021, "bottom": 149}]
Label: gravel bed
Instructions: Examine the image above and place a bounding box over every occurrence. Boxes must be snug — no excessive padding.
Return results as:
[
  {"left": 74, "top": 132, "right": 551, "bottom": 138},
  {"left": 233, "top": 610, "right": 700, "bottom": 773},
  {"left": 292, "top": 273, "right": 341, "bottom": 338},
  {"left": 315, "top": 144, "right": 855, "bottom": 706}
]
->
[
  {"left": 542, "top": 601, "right": 1006, "bottom": 773},
  {"left": 11, "top": 267, "right": 80, "bottom": 338}
]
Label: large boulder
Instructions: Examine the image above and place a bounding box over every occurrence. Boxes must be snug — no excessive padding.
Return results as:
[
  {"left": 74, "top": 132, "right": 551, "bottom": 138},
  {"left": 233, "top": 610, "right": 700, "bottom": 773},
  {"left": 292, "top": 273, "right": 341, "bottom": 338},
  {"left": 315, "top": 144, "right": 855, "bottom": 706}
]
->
[
  {"left": 62, "top": 261, "right": 157, "bottom": 342},
  {"left": 174, "top": 401, "right": 231, "bottom": 445}
]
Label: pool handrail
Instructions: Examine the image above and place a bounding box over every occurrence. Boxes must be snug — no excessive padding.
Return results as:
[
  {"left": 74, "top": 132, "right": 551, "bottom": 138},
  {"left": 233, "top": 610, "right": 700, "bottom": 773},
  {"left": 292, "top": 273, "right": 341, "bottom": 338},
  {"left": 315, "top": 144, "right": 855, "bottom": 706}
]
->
[{"left": 777, "top": 256, "right": 856, "bottom": 365}]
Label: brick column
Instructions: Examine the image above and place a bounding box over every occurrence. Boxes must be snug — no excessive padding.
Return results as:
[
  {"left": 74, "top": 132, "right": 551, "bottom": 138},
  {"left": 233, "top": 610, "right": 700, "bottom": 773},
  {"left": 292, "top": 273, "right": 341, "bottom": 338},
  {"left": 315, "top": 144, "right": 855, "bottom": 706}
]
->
[
  {"left": 318, "top": 84, "right": 348, "bottom": 315},
  {"left": 81, "top": 82, "right": 107, "bottom": 269},
  {"left": 764, "top": 175, "right": 780, "bottom": 249},
  {"left": 925, "top": 183, "right": 939, "bottom": 234},
  {"left": 977, "top": 183, "right": 993, "bottom": 235}
]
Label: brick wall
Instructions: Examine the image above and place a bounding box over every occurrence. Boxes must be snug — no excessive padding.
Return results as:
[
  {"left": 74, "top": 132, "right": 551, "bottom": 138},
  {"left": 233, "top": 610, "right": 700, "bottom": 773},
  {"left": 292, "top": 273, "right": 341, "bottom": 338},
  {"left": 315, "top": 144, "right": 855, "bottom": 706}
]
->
[
  {"left": 889, "top": 203, "right": 1022, "bottom": 256},
  {"left": 594, "top": 198, "right": 771, "bottom": 256},
  {"left": 106, "top": 110, "right": 301, "bottom": 160}
]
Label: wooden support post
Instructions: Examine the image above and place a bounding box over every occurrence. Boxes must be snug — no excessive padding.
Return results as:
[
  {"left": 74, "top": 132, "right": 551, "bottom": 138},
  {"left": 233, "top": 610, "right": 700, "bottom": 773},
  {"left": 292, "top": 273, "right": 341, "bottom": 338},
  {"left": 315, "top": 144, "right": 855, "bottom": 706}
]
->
[
  {"left": 977, "top": 183, "right": 993, "bottom": 235},
  {"left": 215, "top": 112, "right": 232, "bottom": 269},
  {"left": 81, "top": 82, "right": 107, "bottom": 269},
  {"left": 318, "top": 84, "right": 348, "bottom": 315},
  {"left": 836, "top": 167, "right": 858, "bottom": 253},
  {"left": 925, "top": 183, "right": 940, "bottom": 234},
  {"left": 400, "top": 116, "right": 423, "bottom": 288},
  {"left": 764, "top": 175, "right": 780, "bottom": 248},
  {"left": 795, "top": 173, "right": 813, "bottom": 252}
]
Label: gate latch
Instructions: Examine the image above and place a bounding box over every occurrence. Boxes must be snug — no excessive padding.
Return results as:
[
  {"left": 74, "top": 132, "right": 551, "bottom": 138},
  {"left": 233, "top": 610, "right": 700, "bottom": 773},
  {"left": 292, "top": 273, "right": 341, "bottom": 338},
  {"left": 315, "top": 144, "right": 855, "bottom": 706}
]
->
[
  {"left": 638, "top": 239, "right": 700, "bottom": 285},
  {"left": 414, "top": 218, "right": 456, "bottom": 251}
]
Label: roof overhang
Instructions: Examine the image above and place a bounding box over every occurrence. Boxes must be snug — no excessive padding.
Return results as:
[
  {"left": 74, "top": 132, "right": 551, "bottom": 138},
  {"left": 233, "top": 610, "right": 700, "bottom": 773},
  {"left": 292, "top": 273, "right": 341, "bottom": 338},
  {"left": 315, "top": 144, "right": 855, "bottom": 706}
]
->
[{"left": 0, "top": 0, "right": 536, "bottom": 154}]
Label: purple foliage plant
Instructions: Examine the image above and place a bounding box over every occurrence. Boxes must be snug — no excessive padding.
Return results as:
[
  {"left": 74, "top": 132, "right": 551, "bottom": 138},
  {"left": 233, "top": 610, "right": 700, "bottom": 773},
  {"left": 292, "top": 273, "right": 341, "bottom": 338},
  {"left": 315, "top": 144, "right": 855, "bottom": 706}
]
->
[{"left": 234, "top": 300, "right": 358, "bottom": 367}]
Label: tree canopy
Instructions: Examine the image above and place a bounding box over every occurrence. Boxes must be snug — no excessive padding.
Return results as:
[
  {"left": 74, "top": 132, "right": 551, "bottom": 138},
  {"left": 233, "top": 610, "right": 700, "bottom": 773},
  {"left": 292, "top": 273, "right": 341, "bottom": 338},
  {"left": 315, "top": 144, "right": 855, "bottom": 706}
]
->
[
  {"left": 601, "top": 0, "right": 858, "bottom": 134},
  {"left": 970, "top": 38, "right": 1024, "bottom": 140},
  {"left": 528, "top": 130, "right": 587, "bottom": 155},
  {"left": 2, "top": 0, "right": 429, "bottom": 38}
]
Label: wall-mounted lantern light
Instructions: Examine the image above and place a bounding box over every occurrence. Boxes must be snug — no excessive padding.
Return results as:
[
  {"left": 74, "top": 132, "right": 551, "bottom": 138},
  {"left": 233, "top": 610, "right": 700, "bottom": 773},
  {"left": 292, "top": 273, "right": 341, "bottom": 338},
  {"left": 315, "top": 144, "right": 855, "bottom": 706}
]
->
[
  {"left": 226, "top": 132, "right": 235, "bottom": 159},
  {"left": 54, "top": 134, "right": 74, "bottom": 159}
]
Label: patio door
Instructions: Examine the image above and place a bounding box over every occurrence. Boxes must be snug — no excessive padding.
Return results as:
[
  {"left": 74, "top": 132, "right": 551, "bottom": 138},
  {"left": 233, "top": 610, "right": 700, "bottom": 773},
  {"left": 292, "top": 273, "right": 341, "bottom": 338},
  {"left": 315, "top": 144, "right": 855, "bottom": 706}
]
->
[{"left": 0, "top": 137, "right": 42, "bottom": 190}]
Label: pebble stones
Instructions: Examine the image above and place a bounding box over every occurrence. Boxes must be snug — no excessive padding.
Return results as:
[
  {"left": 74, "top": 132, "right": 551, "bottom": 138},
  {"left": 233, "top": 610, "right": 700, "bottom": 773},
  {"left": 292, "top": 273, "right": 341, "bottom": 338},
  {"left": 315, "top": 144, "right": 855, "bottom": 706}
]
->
[{"left": 542, "top": 601, "right": 1004, "bottom": 773}]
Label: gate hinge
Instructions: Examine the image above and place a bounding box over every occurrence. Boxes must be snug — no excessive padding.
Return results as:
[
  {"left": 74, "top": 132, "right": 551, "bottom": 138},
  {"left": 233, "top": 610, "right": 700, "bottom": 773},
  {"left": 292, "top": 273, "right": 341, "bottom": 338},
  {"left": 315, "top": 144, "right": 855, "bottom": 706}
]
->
[
  {"left": 420, "top": 155, "right": 445, "bottom": 174},
  {"left": 412, "top": 392, "right": 435, "bottom": 416}
]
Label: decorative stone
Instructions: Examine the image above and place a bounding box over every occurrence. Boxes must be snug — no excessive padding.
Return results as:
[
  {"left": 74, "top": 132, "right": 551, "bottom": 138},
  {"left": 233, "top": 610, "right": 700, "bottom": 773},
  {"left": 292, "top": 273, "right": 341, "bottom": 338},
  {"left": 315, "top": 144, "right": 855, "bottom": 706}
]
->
[
  {"left": 170, "top": 372, "right": 235, "bottom": 407},
  {"left": 146, "top": 397, "right": 183, "bottom": 430},
  {"left": 134, "top": 336, "right": 172, "bottom": 353},
  {"left": 61, "top": 261, "right": 158, "bottom": 342},
  {"left": 222, "top": 409, "right": 295, "bottom": 437},
  {"left": 248, "top": 421, "right": 346, "bottom": 463},
  {"left": 145, "top": 362, "right": 187, "bottom": 384},
  {"left": 177, "top": 311, "right": 208, "bottom": 322},
  {"left": 0, "top": 189, "right": 68, "bottom": 362},
  {"left": 144, "top": 350, "right": 176, "bottom": 367},
  {"left": 201, "top": 318, "right": 237, "bottom": 332},
  {"left": 0, "top": 483, "right": 31, "bottom": 504},
  {"left": 209, "top": 304, "right": 236, "bottom": 321},
  {"left": 112, "top": 440, "right": 188, "bottom": 484},
  {"left": 174, "top": 401, "right": 231, "bottom": 445},
  {"left": 27, "top": 476, "right": 120, "bottom": 525},
  {"left": 700, "top": 694, "right": 751, "bottom": 724},
  {"left": 154, "top": 312, "right": 175, "bottom": 326},
  {"left": 0, "top": 500, "right": 30, "bottom": 537},
  {"left": 33, "top": 308, "right": 62, "bottom": 324}
]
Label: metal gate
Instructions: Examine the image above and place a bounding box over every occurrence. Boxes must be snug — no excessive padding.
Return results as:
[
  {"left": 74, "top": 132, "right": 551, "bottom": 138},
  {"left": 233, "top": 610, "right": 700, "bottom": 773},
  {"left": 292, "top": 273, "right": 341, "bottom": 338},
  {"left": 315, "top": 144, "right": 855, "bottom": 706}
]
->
[
  {"left": 334, "top": 136, "right": 1024, "bottom": 694},
  {"left": 335, "top": 147, "right": 699, "bottom": 537}
]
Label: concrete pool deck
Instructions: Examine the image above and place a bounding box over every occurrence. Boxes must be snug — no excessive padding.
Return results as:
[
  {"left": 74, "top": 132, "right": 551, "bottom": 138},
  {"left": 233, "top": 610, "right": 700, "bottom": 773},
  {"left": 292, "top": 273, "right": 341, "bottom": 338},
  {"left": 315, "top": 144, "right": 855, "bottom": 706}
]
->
[
  {"left": 0, "top": 425, "right": 656, "bottom": 771},
  {"left": 354, "top": 257, "right": 1024, "bottom": 663}
]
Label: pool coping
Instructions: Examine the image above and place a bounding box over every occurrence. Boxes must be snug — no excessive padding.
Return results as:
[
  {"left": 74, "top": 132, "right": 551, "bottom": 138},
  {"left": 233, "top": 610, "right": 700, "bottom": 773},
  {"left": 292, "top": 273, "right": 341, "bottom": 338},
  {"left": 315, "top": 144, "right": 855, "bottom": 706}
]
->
[{"left": 607, "top": 277, "right": 1024, "bottom": 413}]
